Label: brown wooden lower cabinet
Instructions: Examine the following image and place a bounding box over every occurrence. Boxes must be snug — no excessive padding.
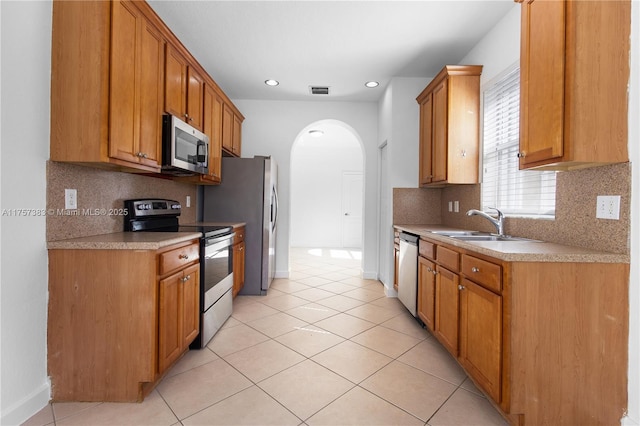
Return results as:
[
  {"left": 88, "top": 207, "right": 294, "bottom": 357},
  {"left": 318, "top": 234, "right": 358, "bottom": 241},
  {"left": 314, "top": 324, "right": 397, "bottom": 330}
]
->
[
  {"left": 47, "top": 239, "right": 200, "bottom": 402},
  {"left": 417, "top": 256, "right": 436, "bottom": 332},
  {"left": 415, "top": 234, "right": 629, "bottom": 425},
  {"left": 232, "top": 226, "right": 246, "bottom": 297}
]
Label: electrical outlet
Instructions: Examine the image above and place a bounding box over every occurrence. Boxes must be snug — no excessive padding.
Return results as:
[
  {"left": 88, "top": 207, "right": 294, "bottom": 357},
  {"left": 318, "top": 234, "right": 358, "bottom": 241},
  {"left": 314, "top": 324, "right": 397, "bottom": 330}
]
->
[
  {"left": 454, "top": 201, "right": 460, "bottom": 213},
  {"left": 186, "top": 195, "right": 191, "bottom": 208},
  {"left": 65, "top": 189, "right": 77, "bottom": 210},
  {"left": 596, "top": 195, "right": 620, "bottom": 220},
  {"left": 448, "top": 201, "right": 453, "bottom": 212}
]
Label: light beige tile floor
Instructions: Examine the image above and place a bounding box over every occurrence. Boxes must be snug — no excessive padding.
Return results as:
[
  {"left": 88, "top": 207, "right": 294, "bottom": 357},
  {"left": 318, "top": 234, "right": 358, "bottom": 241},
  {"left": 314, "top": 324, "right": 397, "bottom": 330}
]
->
[{"left": 23, "top": 247, "right": 508, "bottom": 426}]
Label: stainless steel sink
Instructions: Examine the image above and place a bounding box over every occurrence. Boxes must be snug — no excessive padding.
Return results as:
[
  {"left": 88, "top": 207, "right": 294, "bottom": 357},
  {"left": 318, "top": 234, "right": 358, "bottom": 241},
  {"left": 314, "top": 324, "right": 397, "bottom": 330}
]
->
[
  {"left": 430, "top": 230, "right": 484, "bottom": 237},
  {"left": 452, "top": 235, "right": 537, "bottom": 242}
]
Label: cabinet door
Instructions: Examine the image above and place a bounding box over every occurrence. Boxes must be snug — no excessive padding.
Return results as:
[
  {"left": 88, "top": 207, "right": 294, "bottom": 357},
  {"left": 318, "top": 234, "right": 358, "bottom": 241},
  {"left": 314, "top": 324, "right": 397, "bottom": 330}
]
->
[
  {"left": 221, "top": 103, "right": 234, "bottom": 153},
  {"left": 137, "top": 17, "right": 164, "bottom": 167},
  {"left": 418, "top": 256, "right": 436, "bottom": 332},
  {"left": 435, "top": 265, "right": 459, "bottom": 356},
  {"left": 203, "top": 86, "right": 223, "bottom": 183},
  {"left": 109, "top": 0, "right": 140, "bottom": 165},
  {"left": 431, "top": 79, "right": 448, "bottom": 183},
  {"left": 164, "top": 45, "right": 187, "bottom": 119},
  {"left": 181, "top": 264, "right": 200, "bottom": 348},
  {"left": 186, "top": 67, "right": 204, "bottom": 131},
  {"left": 232, "top": 241, "right": 245, "bottom": 297},
  {"left": 419, "top": 93, "right": 433, "bottom": 186},
  {"left": 232, "top": 114, "right": 242, "bottom": 156},
  {"left": 109, "top": 1, "right": 163, "bottom": 168},
  {"left": 459, "top": 278, "right": 502, "bottom": 402},
  {"left": 158, "top": 270, "right": 182, "bottom": 373},
  {"left": 393, "top": 247, "right": 399, "bottom": 291},
  {"left": 519, "top": 0, "right": 565, "bottom": 168}
]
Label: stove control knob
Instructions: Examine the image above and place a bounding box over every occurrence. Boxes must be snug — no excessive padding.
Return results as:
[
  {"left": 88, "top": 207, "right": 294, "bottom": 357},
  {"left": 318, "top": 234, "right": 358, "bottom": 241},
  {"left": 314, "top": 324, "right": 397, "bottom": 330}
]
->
[
  {"left": 145, "top": 203, "right": 152, "bottom": 210},
  {"left": 171, "top": 204, "right": 181, "bottom": 210}
]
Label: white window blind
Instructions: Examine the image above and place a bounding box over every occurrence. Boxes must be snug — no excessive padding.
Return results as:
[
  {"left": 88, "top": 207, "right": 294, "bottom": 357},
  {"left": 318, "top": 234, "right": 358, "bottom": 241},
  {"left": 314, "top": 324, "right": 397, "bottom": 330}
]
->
[{"left": 482, "top": 67, "right": 556, "bottom": 217}]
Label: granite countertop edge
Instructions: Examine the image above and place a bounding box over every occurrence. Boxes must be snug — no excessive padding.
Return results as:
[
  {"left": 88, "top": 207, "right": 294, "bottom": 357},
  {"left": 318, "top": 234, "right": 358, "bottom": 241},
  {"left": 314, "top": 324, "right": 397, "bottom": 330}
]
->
[
  {"left": 395, "top": 224, "right": 629, "bottom": 264},
  {"left": 47, "top": 232, "right": 204, "bottom": 250}
]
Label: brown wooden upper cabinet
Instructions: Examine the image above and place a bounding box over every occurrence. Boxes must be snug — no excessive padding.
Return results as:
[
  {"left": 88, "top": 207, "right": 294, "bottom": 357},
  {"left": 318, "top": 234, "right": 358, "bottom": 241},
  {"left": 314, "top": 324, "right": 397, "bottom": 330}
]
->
[
  {"left": 50, "top": 0, "right": 244, "bottom": 177},
  {"left": 416, "top": 65, "right": 482, "bottom": 187},
  {"left": 165, "top": 44, "right": 204, "bottom": 131},
  {"left": 517, "top": 0, "right": 630, "bottom": 170},
  {"left": 222, "top": 103, "right": 243, "bottom": 157},
  {"left": 51, "top": 0, "right": 166, "bottom": 173}
]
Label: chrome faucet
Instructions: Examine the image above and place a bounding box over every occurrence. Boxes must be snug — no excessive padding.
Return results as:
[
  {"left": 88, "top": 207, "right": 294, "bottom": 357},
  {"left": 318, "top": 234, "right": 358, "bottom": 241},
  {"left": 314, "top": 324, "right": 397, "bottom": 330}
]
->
[{"left": 466, "top": 207, "right": 505, "bottom": 236}]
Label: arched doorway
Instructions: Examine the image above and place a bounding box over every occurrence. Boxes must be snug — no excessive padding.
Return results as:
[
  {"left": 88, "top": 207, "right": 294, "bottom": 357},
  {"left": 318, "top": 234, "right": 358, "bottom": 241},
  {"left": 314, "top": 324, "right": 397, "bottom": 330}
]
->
[{"left": 290, "top": 120, "right": 365, "bottom": 251}]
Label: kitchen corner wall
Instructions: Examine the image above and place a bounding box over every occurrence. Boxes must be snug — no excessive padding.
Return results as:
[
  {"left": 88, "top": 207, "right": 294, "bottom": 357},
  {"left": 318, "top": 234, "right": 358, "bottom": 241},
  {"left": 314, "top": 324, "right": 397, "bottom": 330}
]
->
[
  {"left": 435, "top": 162, "right": 631, "bottom": 255},
  {"left": 46, "top": 161, "right": 197, "bottom": 241}
]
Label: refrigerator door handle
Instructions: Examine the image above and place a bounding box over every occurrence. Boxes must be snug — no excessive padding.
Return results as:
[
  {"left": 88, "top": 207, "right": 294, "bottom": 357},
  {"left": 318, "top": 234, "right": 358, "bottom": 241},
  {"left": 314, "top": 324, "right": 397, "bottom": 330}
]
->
[{"left": 272, "top": 185, "right": 279, "bottom": 232}]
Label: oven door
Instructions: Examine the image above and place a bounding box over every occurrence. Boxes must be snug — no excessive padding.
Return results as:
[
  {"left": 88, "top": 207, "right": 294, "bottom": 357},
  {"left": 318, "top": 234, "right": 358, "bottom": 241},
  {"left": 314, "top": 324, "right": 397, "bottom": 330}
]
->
[{"left": 202, "top": 233, "right": 234, "bottom": 311}]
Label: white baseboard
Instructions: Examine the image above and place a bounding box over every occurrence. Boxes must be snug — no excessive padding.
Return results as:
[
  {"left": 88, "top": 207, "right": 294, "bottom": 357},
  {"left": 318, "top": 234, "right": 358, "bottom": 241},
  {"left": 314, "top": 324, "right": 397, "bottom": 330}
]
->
[
  {"left": 362, "top": 271, "right": 378, "bottom": 280},
  {"left": 1, "top": 380, "right": 50, "bottom": 426},
  {"left": 274, "top": 270, "right": 289, "bottom": 279},
  {"left": 384, "top": 284, "right": 398, "bottom": 297}
]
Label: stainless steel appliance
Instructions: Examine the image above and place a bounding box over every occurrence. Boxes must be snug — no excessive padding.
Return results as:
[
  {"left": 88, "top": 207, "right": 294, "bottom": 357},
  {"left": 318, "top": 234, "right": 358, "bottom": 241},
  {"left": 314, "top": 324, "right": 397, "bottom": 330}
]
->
[
  {"left": 398, "top": 231, "right": 419, "bottom": 316},
  {"left": 201, "top": 156, "right": 278, "bottom": 295},
  {"left": 124, "top": 199, "right": 234, "bottom": 348},
  {"left": 162, "top": 114, "right": 209, "bottom": 176}
]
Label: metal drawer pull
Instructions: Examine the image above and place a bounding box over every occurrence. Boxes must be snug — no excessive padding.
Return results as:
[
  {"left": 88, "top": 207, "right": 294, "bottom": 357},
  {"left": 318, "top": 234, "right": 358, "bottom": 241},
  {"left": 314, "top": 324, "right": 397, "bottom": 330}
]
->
[
  {"left": 458, "top": 284, "right": 465, "bottom": 291},
  {"left": 179, "top": 254, "right": 189, "bottom": 260},
  {"left": 182, "top": 275, "right": 191, "bottom": 283},
  {"left": 471, "top": 267, "right": 480, "bottom": 273}
]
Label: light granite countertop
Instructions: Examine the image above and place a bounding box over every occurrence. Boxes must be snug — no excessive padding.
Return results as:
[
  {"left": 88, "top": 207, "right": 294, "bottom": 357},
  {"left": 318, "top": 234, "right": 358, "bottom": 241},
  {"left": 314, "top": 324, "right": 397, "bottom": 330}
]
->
[
  {"left": 47, "top": 232, "right": 203, "bottom": 250},
  {"left": 395, "top": 224, "right": 629, "bottom": 264}
]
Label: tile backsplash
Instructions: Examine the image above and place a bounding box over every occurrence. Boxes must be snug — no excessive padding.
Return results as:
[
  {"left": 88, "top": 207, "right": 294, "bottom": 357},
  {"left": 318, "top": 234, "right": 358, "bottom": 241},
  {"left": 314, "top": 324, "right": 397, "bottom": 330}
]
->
[
  {"left": 46, "top": 161, "right": 197, "bottom": 241},
  {"left": 394, "top": 162, "right": 631, "bottom": 255}
]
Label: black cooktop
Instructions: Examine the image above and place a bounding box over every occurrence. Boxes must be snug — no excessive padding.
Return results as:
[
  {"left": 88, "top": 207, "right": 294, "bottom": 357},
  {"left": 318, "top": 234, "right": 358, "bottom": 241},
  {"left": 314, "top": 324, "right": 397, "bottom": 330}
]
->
[{"left": 124, "top": 199, "right": 232, "bottom": 238}]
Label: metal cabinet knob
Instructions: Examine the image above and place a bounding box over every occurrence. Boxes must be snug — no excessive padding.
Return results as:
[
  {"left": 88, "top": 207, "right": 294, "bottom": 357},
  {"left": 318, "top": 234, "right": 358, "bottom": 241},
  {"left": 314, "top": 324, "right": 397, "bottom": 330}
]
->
[
  {"left": 458, "top": 284, "right": 465, "bottom": 290},
  {"left": 471, "top": 267, "right": 480, "bottom": 273},
  {"left": 517, "top": 151, "right": 527, "bottom": 158},
  {"left": 179, "top": 254, "right": 189, "bottom": 260}
]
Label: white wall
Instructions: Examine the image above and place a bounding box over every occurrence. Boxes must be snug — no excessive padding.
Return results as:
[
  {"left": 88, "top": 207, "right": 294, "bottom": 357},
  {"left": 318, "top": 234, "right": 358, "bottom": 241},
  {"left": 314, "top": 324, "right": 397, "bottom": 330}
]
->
[
  {"left": 376, "top": 77, "right": 430, "bottom": 290},
  {"left": 233, "top": 100, "right": 378, "bottom": 278},
  {"left": 290, "top": 123, "right": 363, "bottom": 248},
  {"left": 460, "top": 4, "right": 520, "bottom": 85},
  {"left": 0, "top": 1, "right": 52, "bottom": 424}
]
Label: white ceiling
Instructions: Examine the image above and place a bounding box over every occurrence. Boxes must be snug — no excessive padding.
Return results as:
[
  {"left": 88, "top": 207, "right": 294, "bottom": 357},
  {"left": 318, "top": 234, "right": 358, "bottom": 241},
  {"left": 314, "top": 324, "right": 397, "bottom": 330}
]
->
[{"left": 147, "top": 1, "right": 515, "bottom": 102}]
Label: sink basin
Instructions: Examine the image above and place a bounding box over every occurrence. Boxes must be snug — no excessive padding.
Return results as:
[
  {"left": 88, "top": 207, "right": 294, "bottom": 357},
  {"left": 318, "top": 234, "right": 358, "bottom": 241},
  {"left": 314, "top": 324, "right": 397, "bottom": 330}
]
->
[
  {"left": 430, "top": 230, "right": 484, "bottom": 237},
  {"left": 452, "top": 235, "right": 537, "bottom": 242}
]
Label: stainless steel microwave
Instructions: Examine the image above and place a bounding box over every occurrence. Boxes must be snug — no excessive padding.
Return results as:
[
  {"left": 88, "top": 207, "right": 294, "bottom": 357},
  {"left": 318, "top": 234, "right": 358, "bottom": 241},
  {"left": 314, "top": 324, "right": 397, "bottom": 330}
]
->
[{"left": 162, "top": 114, "right": 209, "bottom": 176}]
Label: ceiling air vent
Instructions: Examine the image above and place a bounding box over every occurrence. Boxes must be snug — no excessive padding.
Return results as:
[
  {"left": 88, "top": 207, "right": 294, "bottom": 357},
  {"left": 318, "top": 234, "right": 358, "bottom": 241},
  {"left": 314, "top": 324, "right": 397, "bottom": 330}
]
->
[{"left": 310, "top": 86, "right": 330, "bottom": 95}]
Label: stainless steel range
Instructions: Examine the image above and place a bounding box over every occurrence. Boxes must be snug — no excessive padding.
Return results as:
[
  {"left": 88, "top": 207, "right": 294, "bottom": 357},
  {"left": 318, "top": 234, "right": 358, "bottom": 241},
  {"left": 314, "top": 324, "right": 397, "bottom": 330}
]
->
[{"left": 124, "top": 199, "right": 234, "bottom": 348}]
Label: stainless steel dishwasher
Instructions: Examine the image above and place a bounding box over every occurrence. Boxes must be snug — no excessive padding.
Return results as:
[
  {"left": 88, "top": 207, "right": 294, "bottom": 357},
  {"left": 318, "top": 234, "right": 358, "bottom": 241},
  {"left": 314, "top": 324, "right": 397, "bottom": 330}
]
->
[{"left": 398, "top": 231, "right": 419, "bottom": 316}]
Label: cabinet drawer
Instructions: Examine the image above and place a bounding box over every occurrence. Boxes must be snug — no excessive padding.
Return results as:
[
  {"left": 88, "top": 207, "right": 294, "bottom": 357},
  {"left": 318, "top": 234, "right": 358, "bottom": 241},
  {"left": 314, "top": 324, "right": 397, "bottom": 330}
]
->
[
  {"left": 419, "top": 239, "right": 436, "bottom": 260},
  {"left": 160, "top": 242, "right": 199, "bottom": 275},
  {"left": 461, "top": 255, "right": 501, "bottom": 293},
  {"left": 436, "top": 245, "right": 459, "bottom": 272}
]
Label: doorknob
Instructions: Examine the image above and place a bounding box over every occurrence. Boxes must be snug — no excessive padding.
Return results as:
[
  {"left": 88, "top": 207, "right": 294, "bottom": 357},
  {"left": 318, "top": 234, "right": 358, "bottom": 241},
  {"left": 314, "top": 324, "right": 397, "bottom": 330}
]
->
[{"left": 344, "top": 213, "right": 350, "bottom": 216}]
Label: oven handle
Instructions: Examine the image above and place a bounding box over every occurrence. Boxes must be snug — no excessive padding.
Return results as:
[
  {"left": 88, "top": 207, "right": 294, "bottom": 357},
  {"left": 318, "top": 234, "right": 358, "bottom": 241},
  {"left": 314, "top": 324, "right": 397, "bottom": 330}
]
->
[{"left": 204, "top": 232, "right": 235, "bottom": 256}]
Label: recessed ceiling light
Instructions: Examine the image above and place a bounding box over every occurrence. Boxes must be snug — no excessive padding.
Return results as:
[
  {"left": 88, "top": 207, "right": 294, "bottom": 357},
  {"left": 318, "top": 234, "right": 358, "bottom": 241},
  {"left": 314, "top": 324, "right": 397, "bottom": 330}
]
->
[
  {"left": 365, "top": 81, "right": 379, "bottom": 88},
  {"left": 308, "top": 130, "right": 324, "bottom": 137},
  {"left": 265, "top": 79, "right": 279, "bottom": 86}
]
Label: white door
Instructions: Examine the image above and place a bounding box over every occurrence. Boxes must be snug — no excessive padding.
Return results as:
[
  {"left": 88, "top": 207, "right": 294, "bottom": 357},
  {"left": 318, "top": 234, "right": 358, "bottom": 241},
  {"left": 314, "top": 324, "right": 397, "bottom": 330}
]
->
[{"left": 341, "top": 171, "right": 363, "bottom": 248}]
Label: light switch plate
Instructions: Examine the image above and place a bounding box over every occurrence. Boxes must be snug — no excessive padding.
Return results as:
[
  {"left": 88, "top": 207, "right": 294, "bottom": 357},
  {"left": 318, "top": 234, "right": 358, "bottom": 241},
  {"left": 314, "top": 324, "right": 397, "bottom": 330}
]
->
[
  {"left": 65, "top": 188, "right": 77, "bottom": 210},
  {"left": 448, "top": 201, "right": 453, "bottom": 212},
  {"left": 454, "top": 201, "right": 460, "bottom": 213},
  {"left": 596, "top": 195, "right": 620, "bottom": 220}
]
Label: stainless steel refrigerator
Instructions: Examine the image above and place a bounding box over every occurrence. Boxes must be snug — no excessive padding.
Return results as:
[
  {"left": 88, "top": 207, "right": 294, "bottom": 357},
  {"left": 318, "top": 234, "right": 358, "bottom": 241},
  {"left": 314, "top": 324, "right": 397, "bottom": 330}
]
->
[{"left": 201, "top": 156, "right": 278, "bottom": 295}]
